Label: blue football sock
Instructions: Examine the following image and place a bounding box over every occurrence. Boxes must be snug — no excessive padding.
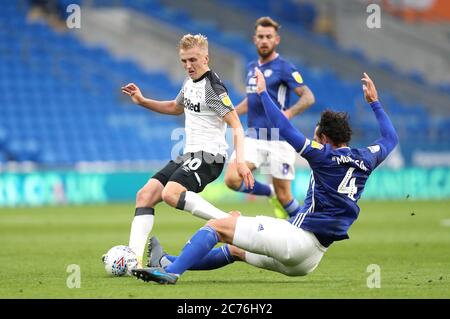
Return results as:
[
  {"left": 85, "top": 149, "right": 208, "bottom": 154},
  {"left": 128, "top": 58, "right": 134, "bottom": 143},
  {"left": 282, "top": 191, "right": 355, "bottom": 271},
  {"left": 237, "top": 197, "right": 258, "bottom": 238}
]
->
[
  {"left": 165, "top": 226, "right": 219, "bottom": 275},
  {"left": 284, "top": 198, "right": 302, "bottom": 217},
  {"left": 237, "top": 180, "right": 272, "bottom": 196},
  {"left": 164, "top": 245, "right": 234, "bottom": 270},
  {"left": 191, "top": 245, "right": 235, "bottom": 270}
]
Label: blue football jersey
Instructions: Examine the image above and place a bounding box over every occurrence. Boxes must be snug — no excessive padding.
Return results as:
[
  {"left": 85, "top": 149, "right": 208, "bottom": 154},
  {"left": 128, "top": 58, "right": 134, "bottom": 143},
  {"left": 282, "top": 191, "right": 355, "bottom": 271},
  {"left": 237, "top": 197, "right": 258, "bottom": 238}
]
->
[
  {"left": 258, "top": 89, "right": 398, "bottom": 247},
  {"left": 246, "top": 55, "right": 304, "bottom": 140},
  {"left": 290, "top": 139, "right": 389, "bottom": 243}
]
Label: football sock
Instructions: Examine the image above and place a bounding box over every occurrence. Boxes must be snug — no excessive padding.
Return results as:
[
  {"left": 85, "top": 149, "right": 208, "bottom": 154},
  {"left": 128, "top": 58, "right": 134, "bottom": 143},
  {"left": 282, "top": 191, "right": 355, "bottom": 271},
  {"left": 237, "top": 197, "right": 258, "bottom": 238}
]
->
[
  {"left": 162, "top": 255, "right": 176, "bottom": 264},
  {"left": 164, "top": 245, "right": 234, "bottom": 270},
  {"left": 283, "top": 198, "right": 302, "bottom": 217},
  {"left": 237, "top": 180, "right": 272, "bottom": 196},
  {"left": 177, "top": 191, "right": 228, "bottom": 220},
  {"left": 128, "top": 207, "right": 154, "bottom": 265},
  {"left": 165, "top": 226, "right": 219, "bottom": 275}
]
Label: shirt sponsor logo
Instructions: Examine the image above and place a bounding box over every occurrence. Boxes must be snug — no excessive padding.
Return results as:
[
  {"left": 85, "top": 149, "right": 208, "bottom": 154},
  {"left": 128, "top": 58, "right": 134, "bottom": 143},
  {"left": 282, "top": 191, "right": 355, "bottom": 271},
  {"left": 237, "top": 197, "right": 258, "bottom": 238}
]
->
[
  {"left": 246, "top": 77, "right": 257, "bottom": 93},
  {"left": 184, "top": 97, "right": 201, "bottom": 112},
  {"left": 246, "top": 86, "right": 257, "bottom": 94},
  {"left": 292, "top": 71, "right": 303, "bottom": 84}
]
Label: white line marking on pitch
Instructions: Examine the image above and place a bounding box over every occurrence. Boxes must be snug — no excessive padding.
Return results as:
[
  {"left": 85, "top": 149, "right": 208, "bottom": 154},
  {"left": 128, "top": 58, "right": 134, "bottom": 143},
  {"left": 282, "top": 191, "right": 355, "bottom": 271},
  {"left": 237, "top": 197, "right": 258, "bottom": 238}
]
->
[{"left": 441, "top": 219, "right": 450, "bottom": 227}]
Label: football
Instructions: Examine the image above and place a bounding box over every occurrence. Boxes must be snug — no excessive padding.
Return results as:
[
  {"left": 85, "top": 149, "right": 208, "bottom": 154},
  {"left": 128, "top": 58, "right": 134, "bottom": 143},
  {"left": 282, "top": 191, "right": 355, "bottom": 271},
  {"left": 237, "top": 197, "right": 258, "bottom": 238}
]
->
[{"left": 102, "top": 245, "right": 139, "bottom": 276}]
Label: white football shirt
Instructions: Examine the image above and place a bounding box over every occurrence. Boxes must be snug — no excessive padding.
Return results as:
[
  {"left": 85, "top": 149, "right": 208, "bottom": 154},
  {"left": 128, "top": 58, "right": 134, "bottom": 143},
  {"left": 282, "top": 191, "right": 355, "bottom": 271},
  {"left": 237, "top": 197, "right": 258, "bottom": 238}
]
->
[{"left": 175, "top": 71, "right": 234, "bottom": 156}]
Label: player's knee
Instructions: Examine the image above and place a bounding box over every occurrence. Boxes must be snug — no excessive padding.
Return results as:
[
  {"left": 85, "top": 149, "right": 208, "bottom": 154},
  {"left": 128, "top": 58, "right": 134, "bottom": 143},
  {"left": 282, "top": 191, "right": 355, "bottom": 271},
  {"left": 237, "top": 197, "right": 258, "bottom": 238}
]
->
[
  {"left": 206, "top": 219, "right": 228, "bottom": 243},
  {"left": 206, "top": 219, "right": 219, "bottom": 231},
  {"left": 136, "top": 187, "right": 153, "bottom": 205},
  {"left": 161, "top": 186, "right": 180, "bottom": 207}
]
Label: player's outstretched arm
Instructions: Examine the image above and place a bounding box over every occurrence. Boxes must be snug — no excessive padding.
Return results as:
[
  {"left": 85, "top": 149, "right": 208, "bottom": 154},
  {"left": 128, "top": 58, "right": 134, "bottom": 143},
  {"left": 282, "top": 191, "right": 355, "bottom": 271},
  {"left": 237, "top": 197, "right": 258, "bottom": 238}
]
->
[
  {"left": 254, "top": 68, "right": 306, "bottom": 152},
  {"left": 362, "top": 73, "right": 399, "bottom": 158},
  {"left": 121, "top": 83, "right": 184, "bottom": 115}
]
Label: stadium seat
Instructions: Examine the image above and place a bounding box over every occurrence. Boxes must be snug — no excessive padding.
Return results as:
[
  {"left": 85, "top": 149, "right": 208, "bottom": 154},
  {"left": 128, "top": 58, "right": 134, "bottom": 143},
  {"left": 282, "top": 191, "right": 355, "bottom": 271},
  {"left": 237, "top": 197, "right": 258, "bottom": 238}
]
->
[{"left": 0, "top": 0, "right": 445, "bottom": 167}]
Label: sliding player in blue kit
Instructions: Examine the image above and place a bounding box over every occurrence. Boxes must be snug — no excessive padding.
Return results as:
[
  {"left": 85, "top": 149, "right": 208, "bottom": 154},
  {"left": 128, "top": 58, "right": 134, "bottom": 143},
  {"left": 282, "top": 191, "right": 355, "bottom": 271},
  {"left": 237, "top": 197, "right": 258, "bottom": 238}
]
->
[{"left": 132, "top": 70, "right": 399, "bottom": 284}]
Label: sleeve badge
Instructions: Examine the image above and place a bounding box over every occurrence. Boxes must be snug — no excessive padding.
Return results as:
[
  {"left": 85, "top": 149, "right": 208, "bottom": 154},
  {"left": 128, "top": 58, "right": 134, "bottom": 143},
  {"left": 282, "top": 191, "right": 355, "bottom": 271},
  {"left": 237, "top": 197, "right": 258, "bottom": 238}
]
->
[
  {"left": 219, "top": 93, "right": 232, "bottom": 107},
  {"left": 311, "top": 141, "right": 324, "bottom": 150},
  {"left": 292, "top": 71, "right": 303, "bottom": 84}
]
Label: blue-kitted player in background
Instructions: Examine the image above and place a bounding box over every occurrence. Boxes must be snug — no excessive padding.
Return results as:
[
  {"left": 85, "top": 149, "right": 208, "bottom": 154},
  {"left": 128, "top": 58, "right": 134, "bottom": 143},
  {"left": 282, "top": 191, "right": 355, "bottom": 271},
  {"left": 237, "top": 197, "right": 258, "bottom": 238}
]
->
[
  {"left": 132, "top": 70, "right": 399, "bottom": 284},
  {"left": 225, "top": 17, "right": 315, "bottom": 219}
]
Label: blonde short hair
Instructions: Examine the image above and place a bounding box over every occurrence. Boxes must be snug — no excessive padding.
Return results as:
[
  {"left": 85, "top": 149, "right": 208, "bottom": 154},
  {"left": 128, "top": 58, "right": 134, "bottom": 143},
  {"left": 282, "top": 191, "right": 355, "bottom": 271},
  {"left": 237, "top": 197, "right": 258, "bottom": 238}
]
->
[{"left": 178, "top": 33, "right": 208, "bottom": 52}]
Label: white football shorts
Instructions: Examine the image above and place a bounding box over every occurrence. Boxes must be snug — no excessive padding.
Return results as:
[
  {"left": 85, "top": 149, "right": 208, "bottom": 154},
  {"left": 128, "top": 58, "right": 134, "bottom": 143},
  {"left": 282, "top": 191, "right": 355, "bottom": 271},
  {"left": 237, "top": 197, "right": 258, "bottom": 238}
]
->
[
  {"left": 230, "top": 137, "right": 296, "bottom": 180},
  {"left": 232, "top": 215, "right": 327, "bottom": 276}
]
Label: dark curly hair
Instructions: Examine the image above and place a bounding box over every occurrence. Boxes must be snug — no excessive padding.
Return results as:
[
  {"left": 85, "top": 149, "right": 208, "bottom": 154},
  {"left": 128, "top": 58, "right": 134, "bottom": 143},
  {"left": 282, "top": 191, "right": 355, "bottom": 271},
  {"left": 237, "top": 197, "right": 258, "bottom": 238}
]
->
[{"left": 316, "top": 110, "right": 352, "bottom": 146}]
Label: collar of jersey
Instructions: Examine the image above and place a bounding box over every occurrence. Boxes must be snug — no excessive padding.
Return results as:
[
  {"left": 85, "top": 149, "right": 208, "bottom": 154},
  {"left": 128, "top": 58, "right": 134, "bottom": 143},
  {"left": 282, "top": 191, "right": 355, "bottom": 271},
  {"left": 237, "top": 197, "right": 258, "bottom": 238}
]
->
[
  {"left": 258, "top": 53, "right": 279, "bottom": 67},
  {"left": 192, "top": 70, "right": 211, "bottom": 83}
]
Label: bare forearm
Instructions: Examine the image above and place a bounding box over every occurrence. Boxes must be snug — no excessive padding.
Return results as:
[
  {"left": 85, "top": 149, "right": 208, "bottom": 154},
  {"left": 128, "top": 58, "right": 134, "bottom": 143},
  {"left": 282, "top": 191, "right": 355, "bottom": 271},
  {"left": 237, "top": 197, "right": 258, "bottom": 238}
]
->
[
  {"left": 233, "top": 125, "right": 246, "bottom": 164},
  {"left": 235, "top": 98, "right": 248, "bottom": 116},
  {"left": 224, "top": 110, "right": 246, "bottom": 163},
  {"left": 288, "top": 86, "right": 315, "bottom": 117},
  {"left": 138, "top": 98, "right": 182, "bottom": 115}
]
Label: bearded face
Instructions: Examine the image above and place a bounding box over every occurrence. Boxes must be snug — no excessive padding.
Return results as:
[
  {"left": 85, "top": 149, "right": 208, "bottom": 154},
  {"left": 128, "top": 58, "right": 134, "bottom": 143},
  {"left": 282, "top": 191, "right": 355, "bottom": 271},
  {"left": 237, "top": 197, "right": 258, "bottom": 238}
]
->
[{"left": 253, "top": 25, "right": 280, "bottom": 60}]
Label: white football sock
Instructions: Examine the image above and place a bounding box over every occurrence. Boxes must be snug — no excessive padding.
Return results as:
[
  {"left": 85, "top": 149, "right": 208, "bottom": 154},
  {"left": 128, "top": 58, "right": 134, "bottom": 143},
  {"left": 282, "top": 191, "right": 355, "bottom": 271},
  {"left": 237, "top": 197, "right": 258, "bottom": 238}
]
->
[
  {"left": 128, "top": 213, "right": 154, "bottom": 266},
  {"left": 183, "top": 191, "right": 229, "bottom": 220}
]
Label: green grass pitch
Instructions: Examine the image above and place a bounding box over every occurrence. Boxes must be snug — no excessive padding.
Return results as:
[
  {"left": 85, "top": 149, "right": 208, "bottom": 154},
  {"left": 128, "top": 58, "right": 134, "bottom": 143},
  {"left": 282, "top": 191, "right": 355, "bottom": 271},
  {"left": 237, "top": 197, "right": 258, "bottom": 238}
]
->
[{"left": 0, "top": 199, "right": 449, "bottom": 298}]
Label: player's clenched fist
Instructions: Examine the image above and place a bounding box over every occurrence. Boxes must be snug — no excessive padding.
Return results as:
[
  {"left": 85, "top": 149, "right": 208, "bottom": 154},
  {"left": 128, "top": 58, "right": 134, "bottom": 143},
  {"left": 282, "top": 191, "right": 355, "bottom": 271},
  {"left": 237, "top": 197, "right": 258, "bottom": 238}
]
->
[{"left": 121, "top": 83, "right": 144, "bottom": 104}]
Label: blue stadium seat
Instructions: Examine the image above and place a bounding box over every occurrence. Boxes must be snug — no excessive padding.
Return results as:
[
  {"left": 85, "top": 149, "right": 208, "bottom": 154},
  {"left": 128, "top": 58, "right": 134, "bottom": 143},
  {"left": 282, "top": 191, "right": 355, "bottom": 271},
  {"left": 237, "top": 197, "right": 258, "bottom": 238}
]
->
[{"left": 1, "top": 1, "right": 446, "bottom": 167}]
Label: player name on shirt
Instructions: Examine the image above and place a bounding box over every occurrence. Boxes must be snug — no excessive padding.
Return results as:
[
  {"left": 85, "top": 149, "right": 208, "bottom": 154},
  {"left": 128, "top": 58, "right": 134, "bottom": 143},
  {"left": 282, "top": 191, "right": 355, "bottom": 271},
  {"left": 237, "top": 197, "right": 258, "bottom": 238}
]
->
[{"left": 332, "top": 154, "right": 368, "bottom": 171}]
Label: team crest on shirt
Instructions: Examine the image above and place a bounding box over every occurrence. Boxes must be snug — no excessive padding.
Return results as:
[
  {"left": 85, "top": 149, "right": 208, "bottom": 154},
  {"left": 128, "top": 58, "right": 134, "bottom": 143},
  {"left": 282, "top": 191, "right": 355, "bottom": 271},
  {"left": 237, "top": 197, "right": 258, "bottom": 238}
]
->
[
  {"left": 219, "top": 93, "right": 232, "bottom": 107},
  {"left": 264, "top": 69, "right": 273, "bottom": 77},
  {"left": 311, "top": 141, "right": 324, "bottom": 150},
  {"left": 292, "top": 71, "right": 303, "bottom": 84}
]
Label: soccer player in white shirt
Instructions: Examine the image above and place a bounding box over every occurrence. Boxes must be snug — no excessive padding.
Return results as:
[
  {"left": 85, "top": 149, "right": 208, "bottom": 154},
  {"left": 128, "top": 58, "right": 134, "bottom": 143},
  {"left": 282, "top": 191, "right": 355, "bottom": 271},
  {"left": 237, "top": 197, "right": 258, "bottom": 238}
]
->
[{"left": 120, "top": 34, "right": 254, "bottom": 267}]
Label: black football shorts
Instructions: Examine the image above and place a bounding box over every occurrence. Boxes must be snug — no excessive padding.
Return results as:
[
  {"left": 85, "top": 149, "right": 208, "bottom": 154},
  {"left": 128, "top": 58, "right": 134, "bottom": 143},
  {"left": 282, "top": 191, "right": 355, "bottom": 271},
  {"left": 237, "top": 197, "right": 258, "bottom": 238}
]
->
[{"left": 152, "top": 151, "right": 225, "bottom": 193}]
